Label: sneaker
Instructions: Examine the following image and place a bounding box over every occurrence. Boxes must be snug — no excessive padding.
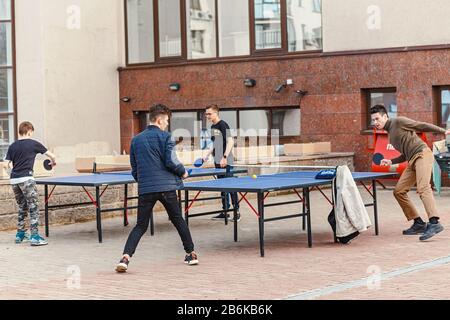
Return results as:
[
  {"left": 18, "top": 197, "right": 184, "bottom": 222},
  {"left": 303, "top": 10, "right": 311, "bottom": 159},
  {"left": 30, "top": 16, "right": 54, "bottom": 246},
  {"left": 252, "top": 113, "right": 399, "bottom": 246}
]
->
[
  {"left": 419, "top": 223, "right": 444, "bottom": 241},
  {"left": 115, "top": 257, "right": 129, "bottom": 273},
  {"left": 403, "top": 222, "right": 427, "bottom": 235},
  {"left": 15, "top": 231, "right": 30, "bottom": 244},
  {"left": 30, "top": 234, "right": 48, "bottom": 246},
  {"left": 211, "top": 213, "right": 230, "bottom": 220},
  {"left": 184, "top": 252, "right": 199, "bottom": 265},
  {"left": 338, "top": 231, "right": 360, "bottom": 244},
  {"left": 230, "top": 212, "right": 241, "bottom": 222}
]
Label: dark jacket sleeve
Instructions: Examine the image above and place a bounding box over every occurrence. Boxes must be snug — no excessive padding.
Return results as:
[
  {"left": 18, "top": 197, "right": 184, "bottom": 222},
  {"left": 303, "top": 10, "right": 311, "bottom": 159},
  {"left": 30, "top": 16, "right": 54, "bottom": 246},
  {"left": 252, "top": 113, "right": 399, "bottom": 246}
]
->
[
  {"left": 130, "top": 143, "right": 138, "bottom": 182},
  {"left": 164, "top": 134, "right": 186, "bottom": 177}
]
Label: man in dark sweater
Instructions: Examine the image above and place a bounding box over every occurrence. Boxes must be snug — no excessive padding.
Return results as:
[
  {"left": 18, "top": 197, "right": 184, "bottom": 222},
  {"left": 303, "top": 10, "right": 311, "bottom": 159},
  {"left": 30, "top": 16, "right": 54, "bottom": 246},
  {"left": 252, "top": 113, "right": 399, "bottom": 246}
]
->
[
  {"left": 115, "top": 104, "right": 198, "bottom": 273},
  {"left": 370, "top": 105, "right": 450, "bottom": 241}
]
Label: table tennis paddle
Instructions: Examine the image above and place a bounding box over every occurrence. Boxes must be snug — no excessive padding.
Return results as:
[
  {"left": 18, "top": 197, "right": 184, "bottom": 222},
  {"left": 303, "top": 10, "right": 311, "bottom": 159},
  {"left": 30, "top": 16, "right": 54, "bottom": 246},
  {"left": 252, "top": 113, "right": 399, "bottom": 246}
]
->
[
  {"left": 193, "top": 158, "right": 204, "bottom": 168},
  {"left": 43, "top": 159, "right": 53, "bottom": 171},
  {"left": 372, "top": 153, "right": 384, "bottom": 165}
]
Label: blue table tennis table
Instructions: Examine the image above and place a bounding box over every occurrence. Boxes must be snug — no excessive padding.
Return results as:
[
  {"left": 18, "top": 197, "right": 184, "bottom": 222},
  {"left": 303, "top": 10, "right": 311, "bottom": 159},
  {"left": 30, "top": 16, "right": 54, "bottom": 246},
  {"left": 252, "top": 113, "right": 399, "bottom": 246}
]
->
[
  {"left": 183, "top": 171, "right": 397, "bottom": 257},
  {"left": 35, "top": 167, "right": 247, "bottom": 242}
]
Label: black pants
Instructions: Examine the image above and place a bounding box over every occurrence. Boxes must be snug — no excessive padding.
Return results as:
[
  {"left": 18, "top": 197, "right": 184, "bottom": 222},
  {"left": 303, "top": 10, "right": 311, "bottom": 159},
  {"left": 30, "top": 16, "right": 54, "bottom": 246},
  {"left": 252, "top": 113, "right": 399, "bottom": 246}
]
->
[
  {"left": 123, "top": 191, "right": 194, "bottom": 257},
  {"left": 215, "top": 164, "right": 239, "bottom": 211}
]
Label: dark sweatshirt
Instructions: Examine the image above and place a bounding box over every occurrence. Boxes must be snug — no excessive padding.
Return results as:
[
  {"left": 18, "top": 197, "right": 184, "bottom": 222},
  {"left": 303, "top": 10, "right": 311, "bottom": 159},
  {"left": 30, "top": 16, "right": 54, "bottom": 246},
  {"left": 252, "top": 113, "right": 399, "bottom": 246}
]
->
[{"left": 384, "top": 117, "right": 446, "bottom": 164}]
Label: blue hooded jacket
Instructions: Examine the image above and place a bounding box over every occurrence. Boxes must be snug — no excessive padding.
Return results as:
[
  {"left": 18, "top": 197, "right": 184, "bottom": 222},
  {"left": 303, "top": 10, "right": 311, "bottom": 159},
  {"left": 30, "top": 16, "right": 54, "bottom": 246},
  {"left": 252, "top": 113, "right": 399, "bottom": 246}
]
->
[{"left": 130, "top": 125, "right": 186, "bottom": 195}]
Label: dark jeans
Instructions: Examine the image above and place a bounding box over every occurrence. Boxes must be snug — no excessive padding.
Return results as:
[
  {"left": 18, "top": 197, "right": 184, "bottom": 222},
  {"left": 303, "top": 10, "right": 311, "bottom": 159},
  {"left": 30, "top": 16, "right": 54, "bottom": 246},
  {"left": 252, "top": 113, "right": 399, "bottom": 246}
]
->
[
  {"left": 215, "top": 164, "right": 239, "bottom": 211},
  {"left": 123, "top": 191, "right": 194, "bottom": 257}
]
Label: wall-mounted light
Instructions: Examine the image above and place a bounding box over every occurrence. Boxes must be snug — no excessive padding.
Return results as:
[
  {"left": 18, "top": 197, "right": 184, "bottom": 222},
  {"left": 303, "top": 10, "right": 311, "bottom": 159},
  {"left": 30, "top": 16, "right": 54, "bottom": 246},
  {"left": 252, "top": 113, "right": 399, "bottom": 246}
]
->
[
  {"left": 121, "top": 96, "right": 131, "bottom": 102},
  {"left": 244, "top": 78, "right": 257, "bottom": 87},
  {"left": 169, "top": 83, "right": 181, "bottom": 91}
]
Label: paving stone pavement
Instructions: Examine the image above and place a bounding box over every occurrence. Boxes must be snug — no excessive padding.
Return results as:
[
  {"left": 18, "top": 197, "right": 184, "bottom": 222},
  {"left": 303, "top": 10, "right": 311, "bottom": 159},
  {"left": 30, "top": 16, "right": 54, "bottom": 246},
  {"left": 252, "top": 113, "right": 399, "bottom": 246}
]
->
[{"left": 1, "top": 186, "right": 450, "bottom": 300}]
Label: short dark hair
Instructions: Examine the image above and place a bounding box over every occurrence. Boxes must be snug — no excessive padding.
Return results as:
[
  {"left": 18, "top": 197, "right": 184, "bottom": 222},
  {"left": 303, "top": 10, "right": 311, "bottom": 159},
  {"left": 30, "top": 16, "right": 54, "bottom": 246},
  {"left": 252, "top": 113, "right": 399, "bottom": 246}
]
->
[
  {"left": 149, "top": 104, "right": 172, "bottom": 122},
  {"left": 370, "top": 104, "right": 388, "bottom": 116},
  {"left": 19, "top": 121, "right": 34, "bottom": 135},
  {"left": 206, "top": 104, "right": 220, "bottom": 113}
]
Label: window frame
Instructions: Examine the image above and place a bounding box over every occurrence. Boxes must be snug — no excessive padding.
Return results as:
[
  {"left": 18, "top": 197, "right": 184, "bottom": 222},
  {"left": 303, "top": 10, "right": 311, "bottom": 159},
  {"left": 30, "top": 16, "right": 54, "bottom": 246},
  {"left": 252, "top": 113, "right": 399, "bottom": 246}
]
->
[
  {"left": 363, "top": 87, "right": 397, "bottom": 130},
  {"left": 124, "top": 0, "right": 323, "bottom": 66},
  {"left": 435, "top": 85, "right": 450, "bottom": 129},
  {"left": 0, "top": 0, "right": 17, "bottom": 150}
]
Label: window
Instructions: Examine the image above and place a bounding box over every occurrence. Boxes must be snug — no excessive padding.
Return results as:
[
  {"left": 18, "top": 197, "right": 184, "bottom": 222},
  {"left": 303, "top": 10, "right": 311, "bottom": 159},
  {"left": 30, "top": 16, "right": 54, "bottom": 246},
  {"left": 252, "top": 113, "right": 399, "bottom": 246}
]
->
[
  {"left": 170, "top": 112, "right": 201, "bottom": 138},
  {"left": 436, "top": 86, "right": 450, "bottom": 128},
  {"left": 138, "top": 107, "right": 300, "bottom": 148},
  {"left": 254, "top": 0, "right": 282, "bottom": 50},
  {"left": 240, "top": 110, "right": 270, "bottom": 136},
  {"left": 125, "top": 0, "right": 323, "bottom": 65},
  {"left": 272, "top": 108, "right": 300, "bottom": 135},
  {"left": 287, "top": 0, "right": 322, "bottom": 52},
  {"left": 187, "top": 0, "right": 216, "bottom": 59},
  {"left": 0, "top": 0, "right": 14, "bottom": 159},
  {"left": 218, "top": 0, "right": 250, "bottom": 57},
  {"left": 126, "top": 0, "right": 154, "bottom": 63},
  {"left": 364, "top": 88, "right": 397, "bottom": 128},
  {"left": 158, "top": 0, "right": 182, "bottom": 58},
  {"left": 312, "top": 0, "right": 321, "bottom": 12},
  {"left": 0, "top": 0, "right": 11, "bottom": 20}
]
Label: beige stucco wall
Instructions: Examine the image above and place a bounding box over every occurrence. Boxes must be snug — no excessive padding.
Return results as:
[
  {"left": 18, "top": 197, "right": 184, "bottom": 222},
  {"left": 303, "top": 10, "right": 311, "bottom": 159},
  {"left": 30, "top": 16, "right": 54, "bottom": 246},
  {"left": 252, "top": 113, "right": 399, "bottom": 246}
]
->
[
  {"left": 14, "top": 0, "right": 125, "bottom": 173},
  {"left": 323, "top": 0, "right": 450, "bottom": 52}
]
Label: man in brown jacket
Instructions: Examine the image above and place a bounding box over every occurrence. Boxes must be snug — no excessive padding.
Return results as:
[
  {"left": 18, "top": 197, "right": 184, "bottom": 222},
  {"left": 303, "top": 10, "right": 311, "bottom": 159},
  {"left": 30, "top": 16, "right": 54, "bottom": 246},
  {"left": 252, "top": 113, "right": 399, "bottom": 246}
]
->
[{"left": 370, "top": 105, "right": 450, "bottom": 241}]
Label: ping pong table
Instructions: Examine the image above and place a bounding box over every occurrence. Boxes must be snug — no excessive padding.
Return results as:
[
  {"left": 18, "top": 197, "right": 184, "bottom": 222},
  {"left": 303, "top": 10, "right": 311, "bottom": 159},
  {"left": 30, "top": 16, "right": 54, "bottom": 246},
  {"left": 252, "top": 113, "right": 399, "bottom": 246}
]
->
[
  {"left": 35, "top": 167, "right": 247, "bottom": 242},
  {"left": 183, "top": 171, "right": 397, "bottom": 257}
]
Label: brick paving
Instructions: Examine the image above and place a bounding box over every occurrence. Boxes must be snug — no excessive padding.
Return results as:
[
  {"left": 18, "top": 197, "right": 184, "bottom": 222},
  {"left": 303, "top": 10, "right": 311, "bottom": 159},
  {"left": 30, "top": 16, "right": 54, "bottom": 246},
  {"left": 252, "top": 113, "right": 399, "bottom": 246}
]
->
[{"left": 1, "top": 186, "right": 450, "bottom": 300}]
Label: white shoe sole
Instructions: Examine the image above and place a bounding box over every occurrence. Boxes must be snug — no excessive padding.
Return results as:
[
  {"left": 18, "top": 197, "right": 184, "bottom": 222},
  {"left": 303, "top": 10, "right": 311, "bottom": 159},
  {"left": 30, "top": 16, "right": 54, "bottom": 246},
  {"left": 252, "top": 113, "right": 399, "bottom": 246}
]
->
[
  {"left": 185, "top": 259, "right": 199, "bottom": 265},
  {"left": 30, "top": 242, "right": 48, "bottom": 246},
  {"left": 115, "top": 263, "right": 128, "bottom": 273}
]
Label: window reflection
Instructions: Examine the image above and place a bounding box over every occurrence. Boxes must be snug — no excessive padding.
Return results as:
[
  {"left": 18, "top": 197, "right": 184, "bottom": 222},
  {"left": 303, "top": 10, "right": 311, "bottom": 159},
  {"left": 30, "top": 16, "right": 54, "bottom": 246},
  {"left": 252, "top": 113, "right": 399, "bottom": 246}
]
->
[
  {"left": 187, "top": 0, "right": 216, "bottom": 59},
  {"left": 255, "top": 0, "right": 282, "bottom": 50},
  {"left": 159, "top": 0, "right": 182, "bottom": 57},
  {"left": 287, "top": 0, "right": 322, "bottom": 52},
  {"left": 440, "top": 89, "right": 450, "bottom": 127},
  {"left": 127, "top": 0, "right": 154, "bottom": 63},
  {"left": 218, "top": 0, "right": 250, "bottom": 57}
]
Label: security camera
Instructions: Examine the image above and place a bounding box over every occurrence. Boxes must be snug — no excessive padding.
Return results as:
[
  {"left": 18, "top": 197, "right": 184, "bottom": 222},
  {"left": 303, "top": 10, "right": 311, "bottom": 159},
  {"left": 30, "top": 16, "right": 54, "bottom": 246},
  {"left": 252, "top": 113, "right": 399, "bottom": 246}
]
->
[
  {"left": 275, "top": 84, "right": 286, "bottom": 93},
  {"left": 295, "top": 90, "right": 308, "bottom": 96}
]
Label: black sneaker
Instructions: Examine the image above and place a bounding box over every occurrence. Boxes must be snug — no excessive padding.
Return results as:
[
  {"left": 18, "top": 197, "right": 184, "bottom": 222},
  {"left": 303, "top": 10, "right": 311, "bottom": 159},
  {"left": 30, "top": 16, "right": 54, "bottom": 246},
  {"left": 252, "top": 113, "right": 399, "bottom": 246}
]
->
[
  {"left": 338, "top": 231, "right": 360, "bottom": 244},
  {"left": 212, "top": 213, "right": 230, "bottom": 220},
  {"left": 403, "top": 222, "right": 427, "bottom": 235},
  {"left": 184, "top": 252, "right": 199, "bottom": 265},
  {"left": 419, "top": 223, "right": 444, "bottom": 241},
  {"left": 230, "top": 212, "right": 241, "bottom": 222},
  {"left": 115, "top": 257, "right": 129, "bottom": 273}
]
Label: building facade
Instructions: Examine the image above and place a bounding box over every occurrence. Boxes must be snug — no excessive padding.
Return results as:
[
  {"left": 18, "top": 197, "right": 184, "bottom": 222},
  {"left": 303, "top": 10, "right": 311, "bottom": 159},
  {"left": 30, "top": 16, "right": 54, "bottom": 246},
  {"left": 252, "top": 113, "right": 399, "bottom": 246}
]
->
[
  {"left": 2, "top": 0, "right": 125, "bottom": 173},
  {"left": 2, "top": 0, "right": 450, "bottom": 173},
  {"left": 119, "top": 0, "right": 450, "bottom": 171}
]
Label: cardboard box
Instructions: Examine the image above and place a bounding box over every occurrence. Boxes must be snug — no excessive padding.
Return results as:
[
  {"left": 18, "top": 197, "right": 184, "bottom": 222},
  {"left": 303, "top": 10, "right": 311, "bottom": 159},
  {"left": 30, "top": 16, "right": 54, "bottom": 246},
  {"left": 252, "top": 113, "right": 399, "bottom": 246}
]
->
[
  {"left": 313, "top": 142, "right": 332, "bottom": 154},
  {"left": 235, "top": 145, "right": 275, "bottom": 161},
  {"left": 284, "top": 142, "right": 331, "bottom": 155}
]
